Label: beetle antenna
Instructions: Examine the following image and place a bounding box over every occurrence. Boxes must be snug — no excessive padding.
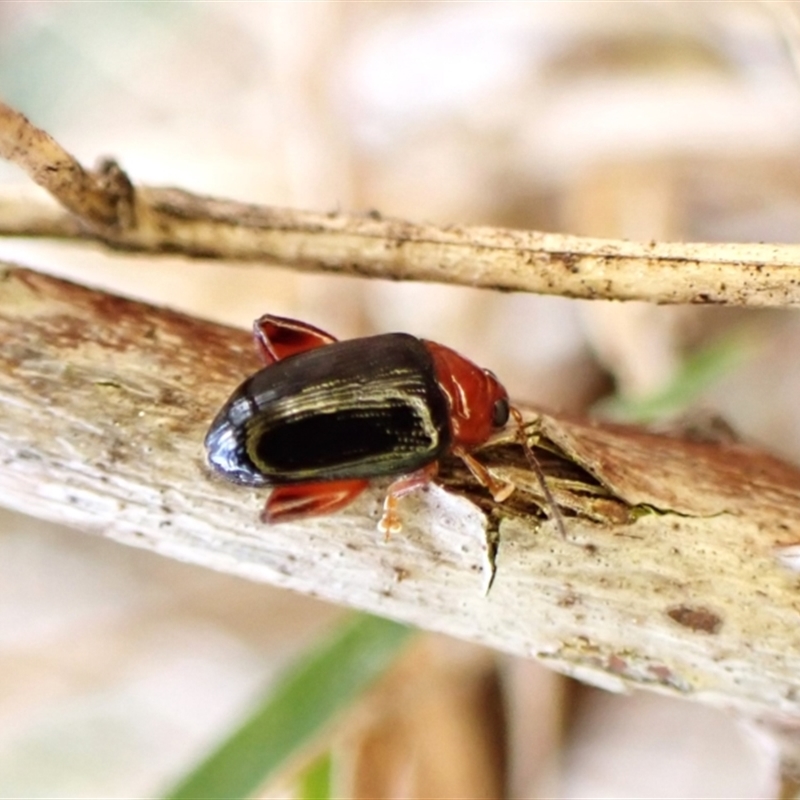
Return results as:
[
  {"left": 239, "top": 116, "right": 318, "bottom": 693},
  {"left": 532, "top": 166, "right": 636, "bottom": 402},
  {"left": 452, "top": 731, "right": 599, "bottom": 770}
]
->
[{"left": 510, "top": 407, "right": 569, "bottom": 539}]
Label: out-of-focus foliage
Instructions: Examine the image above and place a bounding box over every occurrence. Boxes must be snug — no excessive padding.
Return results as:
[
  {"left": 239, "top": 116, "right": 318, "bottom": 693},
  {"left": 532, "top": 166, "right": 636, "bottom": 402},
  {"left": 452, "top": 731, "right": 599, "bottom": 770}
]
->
[{"left": 163, "top": 615, "right": 411, "bottom": 800}]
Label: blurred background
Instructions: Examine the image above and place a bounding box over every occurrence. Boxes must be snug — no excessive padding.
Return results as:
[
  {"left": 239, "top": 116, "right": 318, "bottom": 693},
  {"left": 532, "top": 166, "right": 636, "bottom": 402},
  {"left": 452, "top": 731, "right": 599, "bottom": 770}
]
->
[{"left": 1, "top": 1, "right": 799, "bottom": 796}]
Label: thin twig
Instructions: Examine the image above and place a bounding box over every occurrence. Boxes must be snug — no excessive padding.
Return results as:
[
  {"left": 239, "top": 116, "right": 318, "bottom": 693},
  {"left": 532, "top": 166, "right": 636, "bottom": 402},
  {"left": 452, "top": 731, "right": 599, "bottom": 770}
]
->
[
  {"left": 0, "top": 103, "right": 133, "bottom": 229},
  {"left": 2, "top": 100, "right": 800, "bottom": 306}
]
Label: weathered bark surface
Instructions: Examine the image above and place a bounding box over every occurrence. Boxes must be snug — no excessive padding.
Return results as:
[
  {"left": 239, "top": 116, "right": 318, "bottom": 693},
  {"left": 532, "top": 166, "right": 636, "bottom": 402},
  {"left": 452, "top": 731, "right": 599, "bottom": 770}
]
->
[{"left": 2, "top": 263, "right": 800, "bottom": 719}]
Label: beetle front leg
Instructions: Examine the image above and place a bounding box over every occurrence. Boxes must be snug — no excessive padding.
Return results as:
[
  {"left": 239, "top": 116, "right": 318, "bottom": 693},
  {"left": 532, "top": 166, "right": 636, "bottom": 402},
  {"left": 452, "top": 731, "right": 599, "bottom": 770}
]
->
[
  {"left": 453, "top": 446, "right": 515, "bottom": 502},
  {"left": 263, "top": 479, "right": 369, "bottom": 523},
  {"left": 253, "top": 314, "right": 338, "bottom": 365},
  {"left": 378, "top": 462, "right": 439, "bottom": 537}
]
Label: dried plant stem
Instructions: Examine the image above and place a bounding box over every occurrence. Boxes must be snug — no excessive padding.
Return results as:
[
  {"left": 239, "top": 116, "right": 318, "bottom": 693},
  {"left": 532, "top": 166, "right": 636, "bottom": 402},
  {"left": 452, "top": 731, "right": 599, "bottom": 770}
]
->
[
  {"left": 0, "top": 103, "right": 133, "bottom": 228},
  {"left": 2, "top": 100, "right": 800, "bottom": 306},
  {"left": 3, "top": 263, "right": 800, "bottom": 721}
]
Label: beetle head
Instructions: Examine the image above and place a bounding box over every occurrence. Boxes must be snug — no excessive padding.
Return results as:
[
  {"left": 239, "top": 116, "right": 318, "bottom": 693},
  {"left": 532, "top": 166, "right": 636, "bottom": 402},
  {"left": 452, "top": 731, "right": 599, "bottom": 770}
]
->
[{"left": 424, "top": 341, "right": 510, "bottom": 449}]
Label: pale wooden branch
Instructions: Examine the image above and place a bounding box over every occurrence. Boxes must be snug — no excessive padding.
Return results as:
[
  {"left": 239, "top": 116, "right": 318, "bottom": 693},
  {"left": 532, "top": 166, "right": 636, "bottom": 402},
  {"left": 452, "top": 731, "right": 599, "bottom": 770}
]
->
[
  {"left": 0, "top": 102, "right": 134, "bottom": 229},
  {"left": 3, "top": 262, "right": 800, "bottom": 719},
  {"left": 3, "top": 100, "right": 800, "bottom": 306}
]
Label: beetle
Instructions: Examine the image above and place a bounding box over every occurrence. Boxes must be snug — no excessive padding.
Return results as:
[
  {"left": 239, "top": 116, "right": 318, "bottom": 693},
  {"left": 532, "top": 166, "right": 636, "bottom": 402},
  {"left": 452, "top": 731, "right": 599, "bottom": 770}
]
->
[{"left": 205, "top": 314, "right": 515, "bottom": 533}]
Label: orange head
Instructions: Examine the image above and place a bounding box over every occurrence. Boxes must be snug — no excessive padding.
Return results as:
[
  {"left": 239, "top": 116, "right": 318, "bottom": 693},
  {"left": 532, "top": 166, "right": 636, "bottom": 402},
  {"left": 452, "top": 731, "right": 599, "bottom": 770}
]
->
[{"left": 423, "top": 341, "right": 510, "bottom": 450}]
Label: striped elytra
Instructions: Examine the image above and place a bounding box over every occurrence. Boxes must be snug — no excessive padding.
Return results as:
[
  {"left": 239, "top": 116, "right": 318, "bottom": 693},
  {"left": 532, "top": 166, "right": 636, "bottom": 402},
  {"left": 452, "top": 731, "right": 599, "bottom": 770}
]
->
[{"left": 205, "top": 333, "right": 451, "bottom": 486}]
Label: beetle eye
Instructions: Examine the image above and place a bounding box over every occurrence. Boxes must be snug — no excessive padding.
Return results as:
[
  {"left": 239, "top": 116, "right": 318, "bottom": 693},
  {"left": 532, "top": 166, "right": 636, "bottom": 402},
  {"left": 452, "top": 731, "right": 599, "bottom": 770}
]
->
[{"left": 492, "top": 397, "right": 509, "bottom": 427}]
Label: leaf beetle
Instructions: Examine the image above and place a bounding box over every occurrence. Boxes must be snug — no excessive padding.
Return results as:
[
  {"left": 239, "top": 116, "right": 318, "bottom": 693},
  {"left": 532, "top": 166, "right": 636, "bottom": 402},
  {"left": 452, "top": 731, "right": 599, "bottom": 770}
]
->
[{"left": 205, "top": 314, "right": 516, "bottom": 533}]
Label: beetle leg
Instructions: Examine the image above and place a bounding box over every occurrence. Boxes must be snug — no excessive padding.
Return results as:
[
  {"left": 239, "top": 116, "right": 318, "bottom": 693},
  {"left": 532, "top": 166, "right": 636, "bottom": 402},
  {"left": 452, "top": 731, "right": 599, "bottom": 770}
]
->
[
  {"left": 453, "top": 446, "right": 514, "bottom": 502},
  {"left": 263, "top": 479, "right": 369, "bottom": 523},
  {"left": 378, "top": 462, "right": 439, "bottom": 537},
  {"left": 253, "top": 314, "right": 338, "bottom": 365}
]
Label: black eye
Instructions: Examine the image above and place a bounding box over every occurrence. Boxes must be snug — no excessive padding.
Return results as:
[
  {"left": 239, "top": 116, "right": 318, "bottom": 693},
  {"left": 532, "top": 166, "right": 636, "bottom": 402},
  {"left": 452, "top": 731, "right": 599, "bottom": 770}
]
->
[{"left": 492, "top": 397, "right": 509, "bottom": 427}]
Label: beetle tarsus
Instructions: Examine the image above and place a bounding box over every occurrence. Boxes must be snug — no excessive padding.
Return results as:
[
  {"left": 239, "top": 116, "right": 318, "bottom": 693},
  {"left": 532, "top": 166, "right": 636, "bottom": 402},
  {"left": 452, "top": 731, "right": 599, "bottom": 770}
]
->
[
  {"left": 377, "top": 464, "right": 439, "bottom": 536},
  {"left": 378, "top": 496, "right": 403, "bottom": 539}
]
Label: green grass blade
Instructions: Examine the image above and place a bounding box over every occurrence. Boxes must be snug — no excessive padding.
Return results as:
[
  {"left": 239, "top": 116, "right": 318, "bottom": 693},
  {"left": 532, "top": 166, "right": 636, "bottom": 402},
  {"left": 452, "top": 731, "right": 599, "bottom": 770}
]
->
[
  {"left": 162, "top": 614, "right": 412, "bottom": 800},
  {"left": 298, "top": 750, "right": 333, "bottom": 800},
  {"left": 594, "top": 332, "right": 755, "bottom": 423}
]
